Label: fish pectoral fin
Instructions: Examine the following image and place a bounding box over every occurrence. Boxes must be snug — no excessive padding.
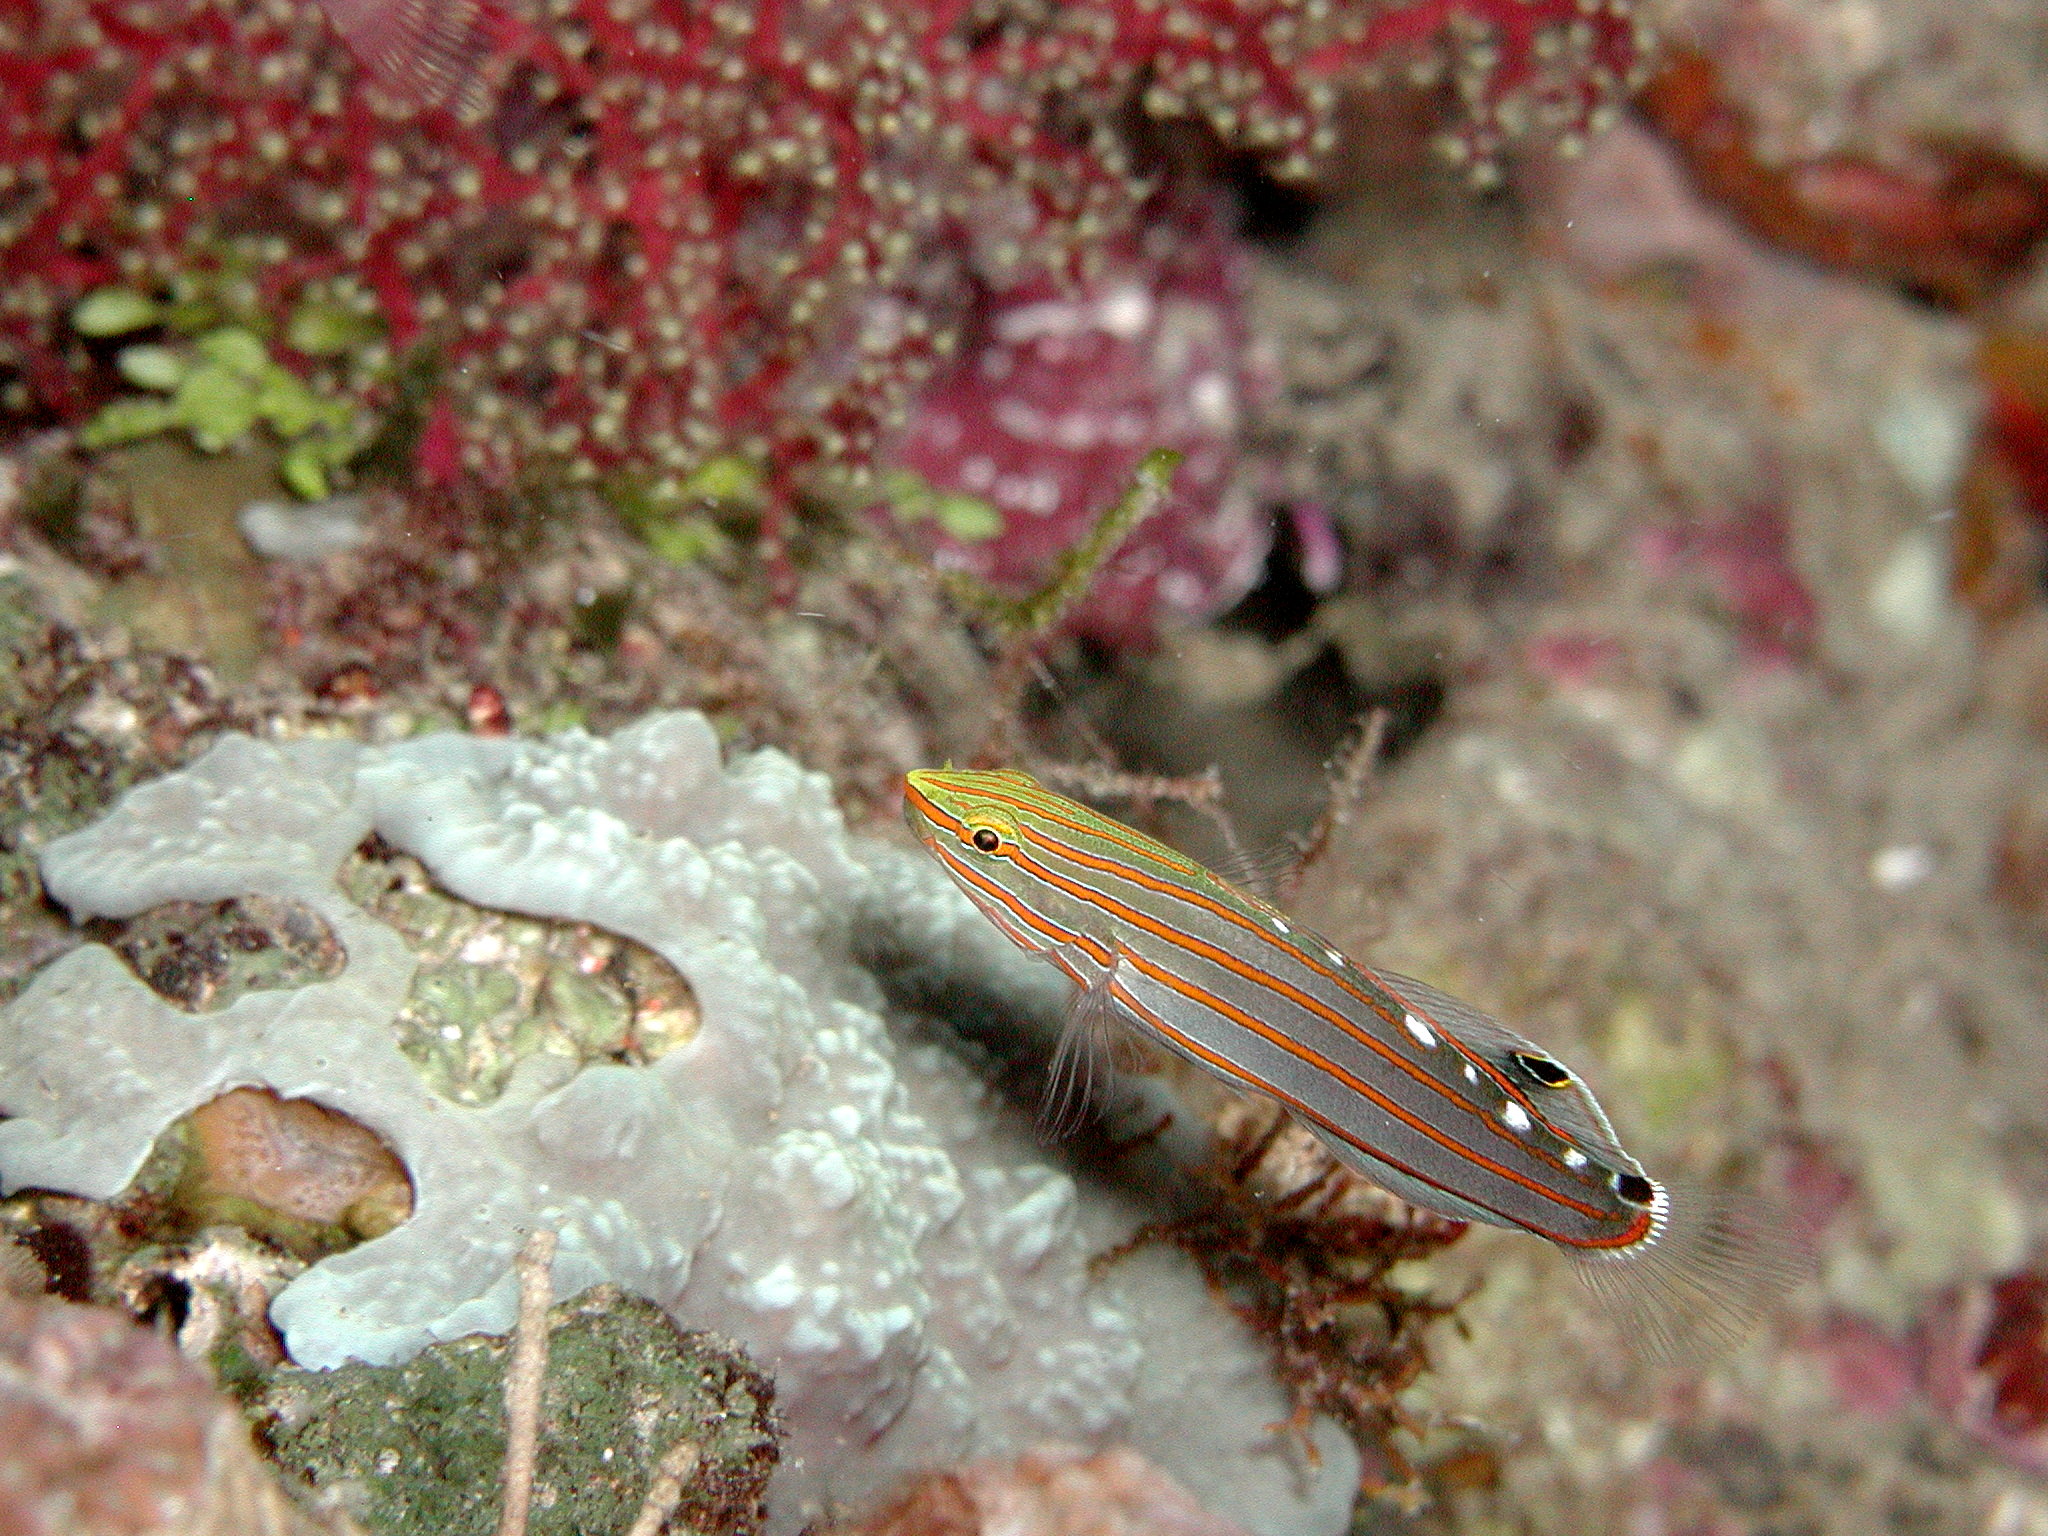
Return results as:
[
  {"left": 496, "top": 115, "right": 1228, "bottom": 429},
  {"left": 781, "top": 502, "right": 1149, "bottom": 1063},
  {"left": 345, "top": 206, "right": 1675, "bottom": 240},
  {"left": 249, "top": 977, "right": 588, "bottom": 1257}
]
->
[{"left": 1038, "top": 945, "right": 1136, "bottom": 1143}]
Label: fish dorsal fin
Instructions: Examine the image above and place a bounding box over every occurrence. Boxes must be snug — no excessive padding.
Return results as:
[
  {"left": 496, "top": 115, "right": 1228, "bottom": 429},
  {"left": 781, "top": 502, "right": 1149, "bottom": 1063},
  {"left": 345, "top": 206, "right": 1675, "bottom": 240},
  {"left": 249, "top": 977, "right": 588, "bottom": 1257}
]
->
[
  {"left": 1375, "top": 969, "right": 1638, "bottom": 1171},
  {"left": 1204, "top": 840, "right": 1303, "bottom": 902}
]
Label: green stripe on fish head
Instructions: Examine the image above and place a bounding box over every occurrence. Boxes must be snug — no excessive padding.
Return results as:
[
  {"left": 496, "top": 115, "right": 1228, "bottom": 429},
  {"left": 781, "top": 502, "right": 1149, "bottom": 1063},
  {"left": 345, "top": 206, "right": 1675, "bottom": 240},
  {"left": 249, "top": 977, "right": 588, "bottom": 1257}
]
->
[{"left": 904, "top": 769, "right": 1112, "bottom": 963}]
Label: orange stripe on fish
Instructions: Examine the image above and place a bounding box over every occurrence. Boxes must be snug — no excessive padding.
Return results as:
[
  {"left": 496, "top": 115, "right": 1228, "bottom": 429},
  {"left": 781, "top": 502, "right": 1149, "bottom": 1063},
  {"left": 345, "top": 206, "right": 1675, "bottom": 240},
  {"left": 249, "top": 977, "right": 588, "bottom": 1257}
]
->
[{"left": 905, "top": 766, "right": 1804, "bottom": 1359}]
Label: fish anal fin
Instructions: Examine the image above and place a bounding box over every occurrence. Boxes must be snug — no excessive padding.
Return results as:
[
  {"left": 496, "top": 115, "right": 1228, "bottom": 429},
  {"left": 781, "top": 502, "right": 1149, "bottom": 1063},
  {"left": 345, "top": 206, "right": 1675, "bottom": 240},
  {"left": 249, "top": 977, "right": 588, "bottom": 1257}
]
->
[{"left": 1317, "top": 1130, "right": 1497, "bottom": 1230}]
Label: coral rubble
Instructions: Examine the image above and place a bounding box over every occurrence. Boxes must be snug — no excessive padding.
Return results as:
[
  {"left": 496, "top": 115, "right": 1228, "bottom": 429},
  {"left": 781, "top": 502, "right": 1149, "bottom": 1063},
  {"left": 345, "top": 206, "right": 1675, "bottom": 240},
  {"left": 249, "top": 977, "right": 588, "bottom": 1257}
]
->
[{"left": 0, "top": 1289, "right": 347, "bottom": 1536}]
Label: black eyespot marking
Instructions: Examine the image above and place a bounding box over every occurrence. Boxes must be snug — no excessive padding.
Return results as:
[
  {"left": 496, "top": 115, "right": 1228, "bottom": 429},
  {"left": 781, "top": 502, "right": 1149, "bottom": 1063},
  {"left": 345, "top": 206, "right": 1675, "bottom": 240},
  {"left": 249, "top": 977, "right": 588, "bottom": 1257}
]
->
[
  {"left": 1512, "top": 1051, "right": 1572, "bottom": 1088},
  {"left": 1613, "top": 1171, "right": 1655, "bottom": 1207},
  {"left": 971, "top": 827, "right": 1001, "bottom": 853}
]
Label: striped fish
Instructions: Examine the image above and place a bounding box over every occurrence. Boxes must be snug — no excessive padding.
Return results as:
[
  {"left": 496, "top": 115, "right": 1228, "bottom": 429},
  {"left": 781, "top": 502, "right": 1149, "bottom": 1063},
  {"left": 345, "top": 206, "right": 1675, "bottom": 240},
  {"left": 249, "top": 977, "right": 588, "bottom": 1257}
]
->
[{"left": 904, "top": 766, "right": 1798, "bottom": 1359}]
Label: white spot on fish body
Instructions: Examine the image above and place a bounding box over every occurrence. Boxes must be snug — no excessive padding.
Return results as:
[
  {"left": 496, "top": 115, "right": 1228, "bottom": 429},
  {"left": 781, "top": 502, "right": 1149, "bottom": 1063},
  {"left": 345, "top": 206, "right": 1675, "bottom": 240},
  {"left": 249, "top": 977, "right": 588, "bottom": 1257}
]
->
[
  {"left": 1502, "top": 1102, "right": 1532, "bottom": 1133},
  {"left": 1563, "top": 1148, "right": 1588, "bottom": 1169},
  {"left": 1402, "top": 1011, "right": 1438, "bottom": 1048},
  {"left": 1463, "top": 1063, "right": 1479, "bottom": 1084}
]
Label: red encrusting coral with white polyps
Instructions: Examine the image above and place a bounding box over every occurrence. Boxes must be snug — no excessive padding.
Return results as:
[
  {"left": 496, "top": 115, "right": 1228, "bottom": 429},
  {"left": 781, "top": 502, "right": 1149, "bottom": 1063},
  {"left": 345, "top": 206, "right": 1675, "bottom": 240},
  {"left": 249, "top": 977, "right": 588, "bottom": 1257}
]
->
[{"left": 0, "top": 0, "right": 1645, "bottom": 625}]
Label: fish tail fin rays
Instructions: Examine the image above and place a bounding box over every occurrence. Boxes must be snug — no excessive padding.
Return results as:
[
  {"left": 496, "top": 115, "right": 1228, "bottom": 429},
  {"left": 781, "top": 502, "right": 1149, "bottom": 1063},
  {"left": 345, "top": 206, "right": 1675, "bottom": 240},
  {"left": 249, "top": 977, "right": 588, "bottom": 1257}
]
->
[{"left": 1569, "top": 1175, "right": 1810, "bottom": 1366}]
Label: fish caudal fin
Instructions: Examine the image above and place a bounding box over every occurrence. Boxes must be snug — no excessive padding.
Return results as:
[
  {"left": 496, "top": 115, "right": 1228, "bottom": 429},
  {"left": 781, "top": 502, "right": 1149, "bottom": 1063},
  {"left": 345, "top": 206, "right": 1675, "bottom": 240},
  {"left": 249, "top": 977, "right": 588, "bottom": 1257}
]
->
[{"left": 1569, "top": 1175, "right": 1809, "bottom": 1366}]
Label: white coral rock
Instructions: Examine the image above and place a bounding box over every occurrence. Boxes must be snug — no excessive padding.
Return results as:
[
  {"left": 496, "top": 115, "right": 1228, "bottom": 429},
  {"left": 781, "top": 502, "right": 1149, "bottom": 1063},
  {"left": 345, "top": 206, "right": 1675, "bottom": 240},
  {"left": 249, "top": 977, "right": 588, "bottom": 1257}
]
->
[{"left": 0, "top": 713, "right": 1357, "bottom": 1534}]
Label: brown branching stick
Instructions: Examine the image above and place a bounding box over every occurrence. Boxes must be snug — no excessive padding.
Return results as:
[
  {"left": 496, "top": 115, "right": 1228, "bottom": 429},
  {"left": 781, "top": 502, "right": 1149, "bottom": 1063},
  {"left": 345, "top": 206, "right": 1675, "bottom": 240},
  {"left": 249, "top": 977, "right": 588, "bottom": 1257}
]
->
[
  {"left": 495, "top": 1228, "right": 558, "bottom": 1536},
  {"left": 1033, "top": 759, "right": 1256, "bottom": 889},
  {"left": 623, "top": 1437, "right": 703, "bottom": 1536},
  {"left": 1281, "top": 709, "right": 1389, "bottom": 901}
]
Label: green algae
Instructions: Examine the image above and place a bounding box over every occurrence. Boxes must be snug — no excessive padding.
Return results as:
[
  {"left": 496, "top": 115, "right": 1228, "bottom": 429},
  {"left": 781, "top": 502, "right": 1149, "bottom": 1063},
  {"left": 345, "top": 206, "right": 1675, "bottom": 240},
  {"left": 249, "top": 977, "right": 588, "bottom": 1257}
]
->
[
  {"left": 879, "top": 466, "right": 1003, "bottom": 542},
  {"left": 339, "top": 844, "right": 699, "bottom": 1107},
  {"left": 946, "top": 447, "right": 1181, "bottom": 638},
  {"left": 90, "top": 896, "right": 346, "bottom": 1014},
  {"left": 257, "top": 1286, "right": 778, "bottom": 1536},
  {"left": 72, "top": 280, "right": 379, "bottom": 500}
]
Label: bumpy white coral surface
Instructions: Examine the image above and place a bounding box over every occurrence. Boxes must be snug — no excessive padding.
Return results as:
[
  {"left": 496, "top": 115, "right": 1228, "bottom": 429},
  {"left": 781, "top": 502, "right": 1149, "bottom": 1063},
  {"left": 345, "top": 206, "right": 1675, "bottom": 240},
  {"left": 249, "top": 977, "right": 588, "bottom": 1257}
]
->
[{"left": 0, "top": 714, "right": 1356, "bottom": 1535}]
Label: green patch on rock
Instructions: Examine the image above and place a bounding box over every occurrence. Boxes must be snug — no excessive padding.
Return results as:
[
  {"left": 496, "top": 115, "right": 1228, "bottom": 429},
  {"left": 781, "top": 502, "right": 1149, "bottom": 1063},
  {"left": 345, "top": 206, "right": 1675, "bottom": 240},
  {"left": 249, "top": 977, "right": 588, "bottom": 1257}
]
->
[
  {"left": 606, "top": 460, "right": 759, "bottom": 570},
  {"left": 1595, "top": 994, "right": 1733, "bottom": 1139},
  {"left": 256, "top": 1285, "right": 778, "bottom": 1536},
  {"left": 87, "top": 895, "right": 346, "bottom": 1013},
  {"left": 339, "top": 843, "right": 700, "bottom": 1106},
  {"left": 84, "top": 438, "right": 277, "bottom": 676},
  {"left": 879, "top": 467, "right": 1003, "bottom": 542}
]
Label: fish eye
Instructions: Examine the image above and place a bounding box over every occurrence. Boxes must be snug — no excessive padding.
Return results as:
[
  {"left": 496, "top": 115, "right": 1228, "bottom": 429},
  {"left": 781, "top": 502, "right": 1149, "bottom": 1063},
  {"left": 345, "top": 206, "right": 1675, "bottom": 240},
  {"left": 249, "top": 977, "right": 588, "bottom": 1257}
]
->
[
  {"left": 1612, "top": 1171, "right": 1656, "bottom": 1207},
  {"left": 1512, "top": 1051, "right": 1573, "bottom": 1088},
  {"left": 970, "top": 826, "right": 1002, "bottom": 853}
]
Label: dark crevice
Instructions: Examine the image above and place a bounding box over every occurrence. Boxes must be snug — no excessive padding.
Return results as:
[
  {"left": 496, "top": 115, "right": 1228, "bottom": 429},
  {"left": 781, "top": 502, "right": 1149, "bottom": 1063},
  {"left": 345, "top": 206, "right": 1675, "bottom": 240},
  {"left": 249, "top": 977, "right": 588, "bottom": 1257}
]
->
[{"left": 1216, "top": 512, "right": 1329, "bottom": 642}]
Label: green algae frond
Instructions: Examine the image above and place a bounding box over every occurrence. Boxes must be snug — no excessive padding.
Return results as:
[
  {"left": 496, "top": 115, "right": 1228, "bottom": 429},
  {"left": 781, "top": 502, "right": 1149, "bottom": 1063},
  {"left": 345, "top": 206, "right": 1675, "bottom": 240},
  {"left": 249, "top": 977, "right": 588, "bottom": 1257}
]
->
[{"left": 71, "top": 281, "right": 379, "bottom": 499}]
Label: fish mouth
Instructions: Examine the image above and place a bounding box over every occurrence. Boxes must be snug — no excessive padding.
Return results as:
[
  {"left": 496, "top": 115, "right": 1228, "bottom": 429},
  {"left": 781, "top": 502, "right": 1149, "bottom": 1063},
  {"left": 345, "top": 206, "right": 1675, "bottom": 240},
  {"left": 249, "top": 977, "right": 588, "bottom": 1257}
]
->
[{"left": 901, "top": 776, "right": 937, "bottom": 833}]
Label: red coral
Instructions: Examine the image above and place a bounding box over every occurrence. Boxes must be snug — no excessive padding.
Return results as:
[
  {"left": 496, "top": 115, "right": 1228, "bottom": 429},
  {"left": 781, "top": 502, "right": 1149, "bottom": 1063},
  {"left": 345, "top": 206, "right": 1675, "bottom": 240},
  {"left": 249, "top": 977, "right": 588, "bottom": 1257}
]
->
[{"left": 0, "top": 0, "right": 1644, "bottom": 568}]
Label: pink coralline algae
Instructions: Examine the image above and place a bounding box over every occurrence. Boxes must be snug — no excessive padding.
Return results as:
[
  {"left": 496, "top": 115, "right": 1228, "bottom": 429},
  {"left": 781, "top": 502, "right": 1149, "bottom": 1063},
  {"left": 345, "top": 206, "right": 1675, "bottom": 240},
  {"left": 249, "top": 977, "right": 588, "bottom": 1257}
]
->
[
  {"left": 887, "top": 193, "right": 1270, "bottom": 645},
  {"left": 0, "top": 0, "right": 1647, "bottom": 571},
  {"left": 1639, "top": 507, "right": 1819, "bottom": 664}
]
